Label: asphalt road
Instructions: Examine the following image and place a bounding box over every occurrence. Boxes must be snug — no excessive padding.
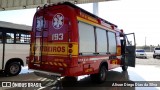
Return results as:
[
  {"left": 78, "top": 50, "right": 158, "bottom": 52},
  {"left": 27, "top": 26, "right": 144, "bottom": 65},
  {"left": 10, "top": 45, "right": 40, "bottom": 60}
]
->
[
  {"left": 0, "top": 53, "right": 160, "bottom": 90},
  {"left": 0, "top": 65, "right": 160, "bottom": 90},
  {"left": 136, "top": 52, "right": 160, "bottom": 65}
]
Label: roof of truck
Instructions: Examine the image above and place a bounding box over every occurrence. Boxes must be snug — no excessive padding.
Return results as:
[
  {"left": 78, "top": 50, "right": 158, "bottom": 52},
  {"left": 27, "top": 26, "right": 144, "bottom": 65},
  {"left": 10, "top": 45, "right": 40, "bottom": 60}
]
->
[{"left": 41, "top": 2, "right": 118, "bottom": 27}]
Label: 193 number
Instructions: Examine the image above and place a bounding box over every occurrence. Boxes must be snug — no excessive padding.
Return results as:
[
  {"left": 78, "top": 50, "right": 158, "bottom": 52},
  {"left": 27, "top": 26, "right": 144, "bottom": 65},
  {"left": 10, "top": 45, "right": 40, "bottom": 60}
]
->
[{"left": 52, "top": 33, "right": 63, "bottom": 40}]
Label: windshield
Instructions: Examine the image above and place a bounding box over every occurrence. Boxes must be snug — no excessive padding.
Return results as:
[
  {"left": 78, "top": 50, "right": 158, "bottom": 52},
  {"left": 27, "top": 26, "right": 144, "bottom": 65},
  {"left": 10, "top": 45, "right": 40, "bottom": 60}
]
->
[
  {"left": 136, "top": 50, "right": 145, "bottom": 52},
  {"left": 155, "top": 48, "right": 160, "bottom": 50}
]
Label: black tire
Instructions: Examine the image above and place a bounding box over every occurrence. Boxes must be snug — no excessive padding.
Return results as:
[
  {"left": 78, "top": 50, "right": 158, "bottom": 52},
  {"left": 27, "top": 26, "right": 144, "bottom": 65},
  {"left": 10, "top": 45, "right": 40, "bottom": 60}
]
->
[
  {"left": 122, "top": 65, "right": 128, "bottom": 71},
  {"left": 90, "top": 74, "right": 97, "bottom": 82},
  {"left": 153, "top": 56, "right": 156, "bottom": 59},
  {"left": 121, "top": 55, "right": 128, "bottom": 71},
  {"left": 90, "top": 66, "right": 107, "bottom": 83},
  {"left": 62, "top": 76, "right": 77, "bottom": 87},
  {"left": 5, "top": 62, "right": 21, "bottom": 76},
  {"left": 63, "top": 76, "right": 77, "bottom": 82}
]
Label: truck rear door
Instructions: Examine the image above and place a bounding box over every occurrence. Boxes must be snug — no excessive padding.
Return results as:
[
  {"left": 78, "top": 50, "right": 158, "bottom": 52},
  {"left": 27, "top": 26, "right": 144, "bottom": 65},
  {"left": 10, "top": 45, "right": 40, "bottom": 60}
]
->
[{"left": 31, "top": 5, "right": 70, "bottom": 72}]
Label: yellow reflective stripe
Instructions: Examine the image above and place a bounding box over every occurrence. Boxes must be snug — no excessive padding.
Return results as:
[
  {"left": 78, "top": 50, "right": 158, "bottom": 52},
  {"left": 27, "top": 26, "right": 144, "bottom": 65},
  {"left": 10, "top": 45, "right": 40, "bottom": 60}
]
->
[
  {"left": 31, "top": 60, "right": 34, "bottom": 63},
  {"left": 45, "top": 62, "right": 48, "bottom": 64},
  {"left": 49, "top": 62, "right": 53, "bottom": 65},
  {"left": 58, "top": 63, "right": 62, "bottom": 66},
  {"left": 117, "top": 46, "right": 121, "bottom": 56},
  {"left": 63, "top": 63, "right": 67, "bottom": 67},
  {"left": 54, "top": 62, "right": 57, "bottom": 66},
  {"left": 30, "top": 61, "right": 67, "bottom": 67},
  {"left": 70, "top": 44, "right": 78, "bottom": 55},
  {"left": 31, "top": 42, "right": 78, "bottom": 56},
  {"left": 77, "top": 16, "right": 113, "bottom": 31}
]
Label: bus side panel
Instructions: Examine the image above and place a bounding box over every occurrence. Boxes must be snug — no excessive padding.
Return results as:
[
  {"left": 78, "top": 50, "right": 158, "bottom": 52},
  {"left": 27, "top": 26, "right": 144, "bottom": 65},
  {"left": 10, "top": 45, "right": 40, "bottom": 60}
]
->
[{"left": 4, "top": 44, "right": 29, "bottom": 67}]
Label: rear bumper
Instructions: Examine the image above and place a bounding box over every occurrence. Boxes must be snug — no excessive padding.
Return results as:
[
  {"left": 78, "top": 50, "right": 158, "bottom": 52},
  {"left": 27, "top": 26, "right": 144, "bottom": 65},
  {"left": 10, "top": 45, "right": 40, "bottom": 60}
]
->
[
  {"left": 136, "top": 55, "right": 147, "bottom": 58},
  {"left": 31, "top": 69, "right": 62, "bottom": 79},
  {"left": 153, "top": 54, "right": 160, "bottom": 56},
  {"left": 153, "top": 54, "right": 160, "bottom": 58}
]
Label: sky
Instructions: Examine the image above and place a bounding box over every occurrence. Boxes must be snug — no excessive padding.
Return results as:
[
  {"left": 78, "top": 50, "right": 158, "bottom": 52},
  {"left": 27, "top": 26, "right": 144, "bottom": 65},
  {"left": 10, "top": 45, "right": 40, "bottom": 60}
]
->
[{"left": 0, "top": 0, "right": 160, "bottom": 46}]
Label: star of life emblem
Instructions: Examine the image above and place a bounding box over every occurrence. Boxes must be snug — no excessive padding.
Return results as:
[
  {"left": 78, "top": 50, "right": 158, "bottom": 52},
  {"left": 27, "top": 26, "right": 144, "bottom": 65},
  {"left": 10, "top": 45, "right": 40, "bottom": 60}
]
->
[{"left": 52, "top": 13, "right": 64, "bottom": 29}]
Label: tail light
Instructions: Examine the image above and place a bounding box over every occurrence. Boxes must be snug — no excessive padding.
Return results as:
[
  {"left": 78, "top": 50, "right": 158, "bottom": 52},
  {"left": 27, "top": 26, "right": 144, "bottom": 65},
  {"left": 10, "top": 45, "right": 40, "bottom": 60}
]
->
[
  {"left": 68, "top": 44, "right": 73, "bottom": 54},
  {"left": 69, "top": 44, "right": 73, "bottom": 48},
  {"left": 69, "top": 49, "right": 73, "bottom": 53}
]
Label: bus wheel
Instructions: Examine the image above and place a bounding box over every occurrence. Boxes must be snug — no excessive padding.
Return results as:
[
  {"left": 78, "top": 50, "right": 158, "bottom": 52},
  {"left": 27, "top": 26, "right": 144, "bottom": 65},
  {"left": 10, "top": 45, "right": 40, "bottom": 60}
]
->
[
  {"left": 91, "top": 66, "right": 107, "bottom": 83},
  {"left": 5, "top": 62, "right": 21, "bottom": 76}
]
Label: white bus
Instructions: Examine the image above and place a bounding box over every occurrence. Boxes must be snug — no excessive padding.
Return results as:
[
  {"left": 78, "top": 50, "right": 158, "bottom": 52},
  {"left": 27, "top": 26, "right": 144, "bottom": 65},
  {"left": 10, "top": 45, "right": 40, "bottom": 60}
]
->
[{"left": 0, "top": 21, "right": 31, "bottom": 76}]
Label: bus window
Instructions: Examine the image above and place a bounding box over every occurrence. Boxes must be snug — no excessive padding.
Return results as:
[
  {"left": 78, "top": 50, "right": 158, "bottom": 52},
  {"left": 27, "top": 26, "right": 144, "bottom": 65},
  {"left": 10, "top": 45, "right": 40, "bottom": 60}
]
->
[
  {"left": 16, "top": 32, "right": 30, "bottom": 43},
  {"left": 96, "top": 28, "right": 108, "bottom": 54},
  {"left": 108, "top": 31, "right": 116, "bottom": 54},
  {"left": 6, "top": 33, "right": 14, "bottom": 43},
  {"left": 78, "top": 22, "right": 95, "bottom": 54}
]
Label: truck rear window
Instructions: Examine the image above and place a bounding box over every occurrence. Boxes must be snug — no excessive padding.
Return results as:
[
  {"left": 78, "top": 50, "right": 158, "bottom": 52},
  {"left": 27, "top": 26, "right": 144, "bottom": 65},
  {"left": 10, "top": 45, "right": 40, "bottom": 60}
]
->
[
  {"left": 136, "top": 50, "right": 145, "bottom": 52},
  {"left": 155, "top": 48, "right": 160, "bottom": 50}
]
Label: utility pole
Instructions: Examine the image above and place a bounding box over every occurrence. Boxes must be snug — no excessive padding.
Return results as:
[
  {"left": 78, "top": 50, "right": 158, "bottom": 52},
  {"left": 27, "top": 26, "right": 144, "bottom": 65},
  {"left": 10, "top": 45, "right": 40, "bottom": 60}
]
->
[
  {"left": 150, "top": 45, "right": 152, "bottom": 52},
  {"left": 145, "top": 37, "right": 146, "bottom": 47}
]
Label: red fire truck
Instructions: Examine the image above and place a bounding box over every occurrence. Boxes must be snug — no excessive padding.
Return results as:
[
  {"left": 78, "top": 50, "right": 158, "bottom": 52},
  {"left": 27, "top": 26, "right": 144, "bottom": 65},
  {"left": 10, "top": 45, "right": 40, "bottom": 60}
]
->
[{"left": 28, "top": 2, "right": 136, "bottom": 83}]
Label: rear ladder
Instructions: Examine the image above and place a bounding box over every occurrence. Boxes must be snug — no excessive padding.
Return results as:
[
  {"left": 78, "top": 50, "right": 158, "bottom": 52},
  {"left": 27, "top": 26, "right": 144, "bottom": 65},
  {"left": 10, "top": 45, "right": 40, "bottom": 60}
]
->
[{"left": 33, "top": 5, "right": 48, "bottom": 65}]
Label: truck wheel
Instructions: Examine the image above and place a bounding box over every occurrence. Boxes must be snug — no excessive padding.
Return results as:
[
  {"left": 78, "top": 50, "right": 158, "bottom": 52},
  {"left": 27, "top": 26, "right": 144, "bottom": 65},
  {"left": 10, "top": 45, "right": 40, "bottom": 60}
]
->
[
  {"left": 62, "top": 76, "right": 77, "bottom": 87},
  {"left": 91, "top": 66, "right": 107, "bottom": 83},
  {"left": 63, "top": 76, "right": 77, "bottom": 82},
  {"left": 90, "top": 74, "right": 97, "bottom": 82},
  {"left": 122, "top": 64, "right": 128, "bottom": 71},
  {"left": 5, "top": 62, "right": 21, "bottom": 76},
  {"left": 121, "top": 56, "right": 128, "bottom": 71}
]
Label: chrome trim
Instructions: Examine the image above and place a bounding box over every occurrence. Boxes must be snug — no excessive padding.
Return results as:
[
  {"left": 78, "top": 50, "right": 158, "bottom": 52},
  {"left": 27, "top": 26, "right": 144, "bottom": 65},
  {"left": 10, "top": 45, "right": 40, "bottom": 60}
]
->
[{"left": 90, "top": 57, "right": 109, "bottom": 61}]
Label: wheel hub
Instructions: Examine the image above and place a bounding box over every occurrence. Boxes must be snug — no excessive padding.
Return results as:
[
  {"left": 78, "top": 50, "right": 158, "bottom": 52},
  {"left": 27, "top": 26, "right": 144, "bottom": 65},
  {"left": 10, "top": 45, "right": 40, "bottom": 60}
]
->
[{"left": 10, "top": 64, "right": 19, "bottom": 74}]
